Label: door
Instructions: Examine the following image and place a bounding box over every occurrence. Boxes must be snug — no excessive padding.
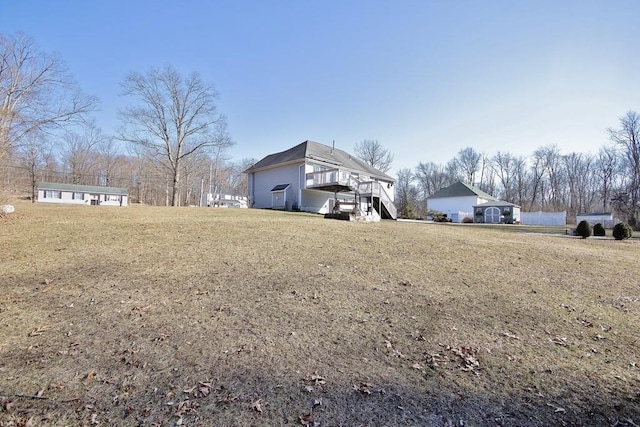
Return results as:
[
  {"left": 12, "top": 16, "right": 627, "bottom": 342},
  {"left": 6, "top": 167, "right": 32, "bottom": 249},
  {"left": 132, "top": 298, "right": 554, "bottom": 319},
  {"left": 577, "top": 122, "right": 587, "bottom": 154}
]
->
[{"left": 485, "top": 207, "right": 501, "bottom": 223}]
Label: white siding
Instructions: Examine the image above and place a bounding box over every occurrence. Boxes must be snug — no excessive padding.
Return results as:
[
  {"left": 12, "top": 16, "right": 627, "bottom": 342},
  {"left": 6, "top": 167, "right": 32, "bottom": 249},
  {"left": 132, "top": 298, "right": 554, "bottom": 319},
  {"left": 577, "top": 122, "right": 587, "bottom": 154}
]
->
[
  {"left": 38, "top": 190, "right": 86, "bottom": 205},
  {"left": 428, "top": 196, "right": 486, "bottom": 222},
  {"left": 37, "top": 190, "right": 127, "bottom": 206},
  {"left": 576, "top": 214, "right": 614, "bottom": 228},
  {"left": 249, "top": 162, "right": 303, "bottom": 209},
  {"left": 301, "top": 189, "right": 333, "bottom": 214},
  {"left": 299, "top": 189, "right": 357, "bottom": 214}
]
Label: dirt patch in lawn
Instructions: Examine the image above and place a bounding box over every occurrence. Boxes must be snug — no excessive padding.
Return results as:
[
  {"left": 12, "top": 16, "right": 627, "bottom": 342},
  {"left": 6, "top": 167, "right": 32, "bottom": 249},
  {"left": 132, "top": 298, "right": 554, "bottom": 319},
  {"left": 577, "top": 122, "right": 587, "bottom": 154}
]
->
[{"left": 1, "top": 201, "right": 639, "bottom": 426}]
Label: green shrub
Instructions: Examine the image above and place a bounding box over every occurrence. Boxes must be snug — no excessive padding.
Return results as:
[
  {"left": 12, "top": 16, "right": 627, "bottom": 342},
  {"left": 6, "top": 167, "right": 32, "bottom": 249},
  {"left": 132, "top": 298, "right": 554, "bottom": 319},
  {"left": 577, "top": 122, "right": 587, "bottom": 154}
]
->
[
  {"left": 613, "top": 222, "right": 633, "bottom": 240},
  {"left": 593, "top": 223, "right": 606, "bottom": 237},
  {"left": 575, "top": 220, "right": 592, "bottom": 239}
]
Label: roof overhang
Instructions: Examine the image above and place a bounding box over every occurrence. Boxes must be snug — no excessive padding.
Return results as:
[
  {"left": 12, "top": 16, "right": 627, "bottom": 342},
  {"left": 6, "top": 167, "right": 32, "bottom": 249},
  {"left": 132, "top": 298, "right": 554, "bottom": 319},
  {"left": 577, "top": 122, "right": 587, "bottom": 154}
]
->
[{"left": 271, "top": 184, "right": 291, "bottom": 192}]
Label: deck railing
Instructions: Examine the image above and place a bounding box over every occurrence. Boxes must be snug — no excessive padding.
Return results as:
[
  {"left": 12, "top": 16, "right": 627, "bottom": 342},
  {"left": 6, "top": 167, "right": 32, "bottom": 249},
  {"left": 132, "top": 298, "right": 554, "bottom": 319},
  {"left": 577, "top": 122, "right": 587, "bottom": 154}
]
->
[
  {"left": 306, "top": 169, "right": 352, "bottom": 187},
  {"left": 305, "top": 168, "right": 397, "bottom": 219}
]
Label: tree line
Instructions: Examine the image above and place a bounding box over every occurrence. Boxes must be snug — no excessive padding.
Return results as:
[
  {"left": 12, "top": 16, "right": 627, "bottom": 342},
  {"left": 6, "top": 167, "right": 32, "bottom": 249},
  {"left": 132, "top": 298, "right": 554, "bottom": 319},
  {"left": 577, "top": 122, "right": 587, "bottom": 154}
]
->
[
  {"left": 1, "top": 31, "right": 246, "bottom": 206},
  {"left": 392, "top": 111, "right": 640, "bottom": 228},
  {"left": 3, "top": 31, "right": 640, "bottom": 225},
  {"left": 350, "top": 124, "right": 640, "bottom": 227}
]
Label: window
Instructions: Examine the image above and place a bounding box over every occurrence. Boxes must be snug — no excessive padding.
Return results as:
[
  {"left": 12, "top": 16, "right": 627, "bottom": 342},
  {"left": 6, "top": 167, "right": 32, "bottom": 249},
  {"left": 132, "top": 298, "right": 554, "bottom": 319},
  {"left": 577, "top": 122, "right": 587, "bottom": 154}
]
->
[
  {"left": 44, "top": 190, "right": 61, "bottom": 199},
  {"left": 73, "top": 192, "right": 84, "bottom": 200},
  {"left": 105, "top": 194, "right": 119, "bottom": 202}
]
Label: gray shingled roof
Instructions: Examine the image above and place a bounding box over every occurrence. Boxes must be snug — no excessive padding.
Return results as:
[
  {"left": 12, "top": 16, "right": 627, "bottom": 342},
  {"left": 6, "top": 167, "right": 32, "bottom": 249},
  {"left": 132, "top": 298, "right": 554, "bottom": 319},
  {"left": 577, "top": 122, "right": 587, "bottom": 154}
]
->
[
  {"left": 271, "top": 184, "right": 290, "bottom": 191},
  {"left": 38, "top": 182, "right": 129, "bottom": 195},
  {"left": 472, "top": 200, "right": 520, "bottom": 208},
  {"left": 428, "top": 181, "right": 497, "bottom": 200},
  {"left": 245, "top": 140, "right": 395, "bottom": 182}
]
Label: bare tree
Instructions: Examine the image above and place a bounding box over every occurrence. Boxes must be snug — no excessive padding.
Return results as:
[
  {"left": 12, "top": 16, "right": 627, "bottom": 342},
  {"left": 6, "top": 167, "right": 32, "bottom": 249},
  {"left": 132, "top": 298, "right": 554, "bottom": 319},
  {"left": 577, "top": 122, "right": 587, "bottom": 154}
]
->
[
  {"left": 455, "top": 147, "right": 481, "bottom": 185},
  {"left": 0, "top": 32, "right": 97, "bottom": 163},
  {"left": 492, "top": 151, "right": 517, "bottom": 202},
  {"left": 512, "top": 156, "right": 529, "bottom": 208},
  {"left": 395, "top": 168, "right": 418, "bottom": 218},
  {"left": 608, "top": 111, "right": 640, "bottom": 226},
  {"left": 60, "top": 124, "right": 103, "bottom": 184},
  {"left": 17, "top": 131, "right": 52, "bottom": 201},
  {"left": 445, "top": 158, "right": 463, "bottom": 183},
  {"left": 118, "top": 65, "right": 233, "bottom": 206},
  {"left": 528, "top": 148, "right": 549, "bottom": 210},
  {"left": 563, "top": 152, "right": 594, "bottom": 217},
  {"left": 477, "top": 152, "right": 495, "bottom": 195},
  {"left": 226, "top": 158, "right": 255, "bottom": 196},
  {"left": 354, "top": 139, "right": 394, "bottom": 173},
  {"left": 594, "top": 145, "right": 619, "bottom": 212},
  {"left": 96, "top": 137, "right": 124, "bottom": 187}
]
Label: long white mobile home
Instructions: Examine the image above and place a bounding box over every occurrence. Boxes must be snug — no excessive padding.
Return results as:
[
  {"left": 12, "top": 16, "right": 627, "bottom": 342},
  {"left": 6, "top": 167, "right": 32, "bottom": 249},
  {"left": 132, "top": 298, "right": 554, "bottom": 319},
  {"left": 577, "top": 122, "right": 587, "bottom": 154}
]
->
[{"left": 37, "top": 182, "right": 129, "bottom": 206}]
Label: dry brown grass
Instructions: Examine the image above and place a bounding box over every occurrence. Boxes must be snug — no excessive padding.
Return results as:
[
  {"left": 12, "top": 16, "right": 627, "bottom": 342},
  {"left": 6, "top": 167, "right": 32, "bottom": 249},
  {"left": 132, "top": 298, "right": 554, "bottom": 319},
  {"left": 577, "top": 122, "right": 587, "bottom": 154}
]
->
[{"left": 1, "top": 201, "right": 639, "bottom": 426}]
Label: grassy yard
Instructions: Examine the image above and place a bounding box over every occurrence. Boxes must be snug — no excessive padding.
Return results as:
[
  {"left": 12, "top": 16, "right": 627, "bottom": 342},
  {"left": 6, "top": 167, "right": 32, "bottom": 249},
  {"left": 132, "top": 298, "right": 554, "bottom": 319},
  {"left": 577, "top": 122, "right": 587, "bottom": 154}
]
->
[{"left": 1, "top": 201, "right": 639, "bottom": 426}]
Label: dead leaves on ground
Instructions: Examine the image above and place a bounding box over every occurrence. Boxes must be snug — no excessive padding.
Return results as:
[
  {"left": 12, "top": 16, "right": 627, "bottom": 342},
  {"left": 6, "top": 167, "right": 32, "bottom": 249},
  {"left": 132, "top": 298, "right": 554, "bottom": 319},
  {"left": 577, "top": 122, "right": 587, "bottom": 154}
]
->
[
  {"left": 449, "top": 346, "right": 480, "bottom": 372},
  {"left": 353, "top": 382, "right": 375, "bottom": 395},
  {"left": 303, "top": 372, "right": 326, "bottom": 388},
  {"left": 250, "top": 398, "right": 264, "bottom": 413},
  {"left": 183, "top": 381, "right": 212, "bottom": 399},
  {"left": 299, "top": 412, "right": 319, "bottom": 426},
  {"left": 28, "top": 325, "right": 51, "bottom": 337},
  {"left": 420, "top": 345, "right": 481, "bottom": 374}
]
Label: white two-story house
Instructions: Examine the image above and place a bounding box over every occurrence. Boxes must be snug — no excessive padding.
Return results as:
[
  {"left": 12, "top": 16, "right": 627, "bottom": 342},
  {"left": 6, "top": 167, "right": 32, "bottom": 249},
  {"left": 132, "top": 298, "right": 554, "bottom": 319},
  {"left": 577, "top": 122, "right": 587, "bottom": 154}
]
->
[{"left": 244, "top": 140, "right": 397, "bottom": 220}]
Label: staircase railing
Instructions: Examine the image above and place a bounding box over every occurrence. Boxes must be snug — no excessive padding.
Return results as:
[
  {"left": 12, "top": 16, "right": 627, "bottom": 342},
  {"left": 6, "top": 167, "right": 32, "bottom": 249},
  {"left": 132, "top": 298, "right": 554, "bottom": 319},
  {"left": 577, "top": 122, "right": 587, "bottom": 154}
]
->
[
  {"left": 369, "top": 181, "right": 397, "bottom": 219},
  {"left": 306, "top": 169, "right": 397, "bottom": 219},
  {"left": 353, "top": 178, "right": 397, "bottom": 220}
]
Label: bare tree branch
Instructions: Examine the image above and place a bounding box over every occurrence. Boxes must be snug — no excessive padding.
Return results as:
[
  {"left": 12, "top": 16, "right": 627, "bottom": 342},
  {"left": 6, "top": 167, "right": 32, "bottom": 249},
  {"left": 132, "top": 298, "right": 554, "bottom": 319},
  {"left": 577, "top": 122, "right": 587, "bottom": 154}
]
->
[
  {"left": 354, "top": 139, "right": 394, "bottom": 173},
  {"left": 0, "top": 31, "right": 98, "bottom": 162},
  {"left": 117, "top": 65, "right": 233, "bottom": 206}
]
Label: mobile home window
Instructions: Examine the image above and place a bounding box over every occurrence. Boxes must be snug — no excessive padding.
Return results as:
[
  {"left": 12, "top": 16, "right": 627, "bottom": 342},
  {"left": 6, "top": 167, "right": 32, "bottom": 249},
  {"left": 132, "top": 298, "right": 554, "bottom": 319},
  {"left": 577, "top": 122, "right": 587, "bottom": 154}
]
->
[
  {"left": 73, "top": 192, "right": 84, "bottom": 200},
  {"left": 44, "top": 190, "right": 61, "bottom": 199}
]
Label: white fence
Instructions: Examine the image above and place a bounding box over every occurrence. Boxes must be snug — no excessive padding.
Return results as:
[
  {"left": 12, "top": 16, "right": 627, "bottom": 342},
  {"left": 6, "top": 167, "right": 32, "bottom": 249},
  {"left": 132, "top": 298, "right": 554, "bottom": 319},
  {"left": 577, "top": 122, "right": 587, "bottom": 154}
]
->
[
  {"left": 451, "top": 211, "right": 473, "bottom": 223},
  {"left": 520, "top": 211, "right": 566, "bottom": 226}
]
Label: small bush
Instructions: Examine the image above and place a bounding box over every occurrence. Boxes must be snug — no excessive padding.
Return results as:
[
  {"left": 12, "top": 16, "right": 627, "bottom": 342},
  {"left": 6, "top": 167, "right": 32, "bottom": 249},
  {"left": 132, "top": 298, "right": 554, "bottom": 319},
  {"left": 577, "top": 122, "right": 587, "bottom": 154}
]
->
[
  {"left": 593, "top": 223, "right": 606, "bottom": 237},
  {"left": 613, "top": 222, "right": 633, "bottom": 240},
  {"left": 462, "top": 217, "right": 474, "bottom": 223},
  {"left": 575, "top": 220, "right": 592, "bottom": 239}
]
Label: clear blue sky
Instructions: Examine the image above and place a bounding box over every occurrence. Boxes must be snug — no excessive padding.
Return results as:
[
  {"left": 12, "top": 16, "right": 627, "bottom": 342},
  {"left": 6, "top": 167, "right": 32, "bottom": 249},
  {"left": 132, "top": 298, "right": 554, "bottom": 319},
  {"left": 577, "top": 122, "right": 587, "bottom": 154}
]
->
[{"left": 2, "top": 1, "right": 639, "bottom": 175}]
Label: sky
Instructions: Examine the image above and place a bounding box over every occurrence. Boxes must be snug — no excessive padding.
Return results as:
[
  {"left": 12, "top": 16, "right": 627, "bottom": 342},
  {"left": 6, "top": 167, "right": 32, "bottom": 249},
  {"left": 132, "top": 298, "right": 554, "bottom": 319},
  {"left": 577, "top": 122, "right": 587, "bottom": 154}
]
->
[{"left": 2, "top": 1, "right": 639, "bottom": 176}]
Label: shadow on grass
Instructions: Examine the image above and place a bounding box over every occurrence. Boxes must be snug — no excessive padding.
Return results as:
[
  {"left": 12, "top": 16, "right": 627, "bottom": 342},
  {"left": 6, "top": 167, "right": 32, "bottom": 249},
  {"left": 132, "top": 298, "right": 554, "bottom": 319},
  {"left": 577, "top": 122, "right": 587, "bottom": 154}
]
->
[{"left": 2, "top": 364, "right": 639, "bottom": 426}]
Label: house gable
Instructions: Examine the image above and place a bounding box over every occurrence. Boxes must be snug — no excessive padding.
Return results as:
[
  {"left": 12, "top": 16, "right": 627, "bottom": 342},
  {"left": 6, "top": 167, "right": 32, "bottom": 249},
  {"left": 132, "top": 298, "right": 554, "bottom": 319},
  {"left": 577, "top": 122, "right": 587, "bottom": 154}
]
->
[
  {"left": 427, "top": 181, "right": 501, "bottom": 222},
  {"left": 246, "top": 140, "right": 397, "bottom": 219},
  {"left": 428, "top": 181, "right": 496, "bottom": 201},
  {"left": 245, "top": 140, "right": 395, "bottom": 183}
]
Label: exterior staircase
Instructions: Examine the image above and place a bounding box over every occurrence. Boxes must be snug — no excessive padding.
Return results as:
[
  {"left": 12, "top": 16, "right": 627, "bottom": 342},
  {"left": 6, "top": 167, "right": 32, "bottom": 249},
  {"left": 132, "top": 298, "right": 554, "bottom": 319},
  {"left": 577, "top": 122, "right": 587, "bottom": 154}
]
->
[{"left": 306, "top": 169, "right": 397, "bottom": 220}]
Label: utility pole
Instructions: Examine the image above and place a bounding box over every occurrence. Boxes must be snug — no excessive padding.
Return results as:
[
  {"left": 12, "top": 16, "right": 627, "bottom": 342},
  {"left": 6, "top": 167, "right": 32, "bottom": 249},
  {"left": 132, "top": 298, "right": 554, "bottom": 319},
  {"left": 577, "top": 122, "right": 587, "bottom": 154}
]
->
[{"left": 199, "top": 178, "right": 204, "bottom": 207}]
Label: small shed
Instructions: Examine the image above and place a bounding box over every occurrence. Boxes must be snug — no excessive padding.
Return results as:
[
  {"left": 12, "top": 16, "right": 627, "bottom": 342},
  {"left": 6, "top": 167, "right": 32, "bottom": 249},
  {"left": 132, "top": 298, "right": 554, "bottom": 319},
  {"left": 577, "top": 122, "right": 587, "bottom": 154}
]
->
[
  {"left": 576, "top": 212, "right": 614, "bottom": 228},
  {"left": 37, "top": 182, "right": 128, "bottom": 206},
  {"left": 473, "top": 201, "right": 521, "bottom": 224},
  {"left": 270, "top": 184, "right": 291, "bottom": 209}
]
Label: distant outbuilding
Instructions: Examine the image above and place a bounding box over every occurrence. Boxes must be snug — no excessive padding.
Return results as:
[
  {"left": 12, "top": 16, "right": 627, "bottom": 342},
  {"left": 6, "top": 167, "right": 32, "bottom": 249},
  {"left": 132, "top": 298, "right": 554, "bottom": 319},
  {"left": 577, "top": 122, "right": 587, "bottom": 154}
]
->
[
  {"left": 37, "top": 182, "right": 128, "bottom": 206},
  {"left": 428, "top": 181, "right": 521, "bottom": 223},
  {"left": 575, "top": 212, "right": 614, "bottom": 228}
]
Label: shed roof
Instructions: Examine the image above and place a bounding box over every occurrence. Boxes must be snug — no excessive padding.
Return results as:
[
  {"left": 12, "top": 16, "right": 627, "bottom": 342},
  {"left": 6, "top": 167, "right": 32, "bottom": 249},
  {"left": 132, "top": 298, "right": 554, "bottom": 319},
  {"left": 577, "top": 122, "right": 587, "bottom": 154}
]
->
[
  {"left": 473, "top": 200, "right": 520, "bottom": 208},
  {"left": 576, "top": 212, "right": 612, "bottom": 217},
  {"left": 271, "top": 184, "right": 290, "bottom": 191},
  {"left": 245, "top": 140, "right": 395, "bottom": 182},
  {"left": 428, "top": 181, "right": 497, "bottom": 201},
  {"left": 38, "top": 182, "right": 129, "bottom": 196}
]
